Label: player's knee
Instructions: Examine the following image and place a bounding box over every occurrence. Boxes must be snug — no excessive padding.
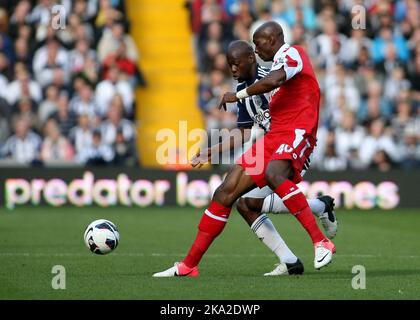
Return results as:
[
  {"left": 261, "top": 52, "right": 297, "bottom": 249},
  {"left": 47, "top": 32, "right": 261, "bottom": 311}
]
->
[
  {"left": 237, "top": 197, "right": 263, "bottom": 215},
  {"left": 237, "top": 197, "right": 263, "bottom": 227},
  {"left": 213, "top": 183, "right": 236, "bottom": 207},
  {"left": 236, "top": 198, "right": 249, "bottom": 216},
  {"left": 264, "top": 170, "right": 287, "bottom": 189},
  {"left": 244, "top": 197, "right": 263, "bottom": 213}
]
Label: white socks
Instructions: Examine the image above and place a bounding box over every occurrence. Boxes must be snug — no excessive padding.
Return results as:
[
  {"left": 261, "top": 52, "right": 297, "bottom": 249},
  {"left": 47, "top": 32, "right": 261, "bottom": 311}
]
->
[
  {"left": 262, "top": 194, "right": 326, "bottom": 216},
  {"left": 307, "top": 199, "right": 326, "bottom": 216},
  {"left": 250, "top": 214, "right": 298, "bottom": 264}
]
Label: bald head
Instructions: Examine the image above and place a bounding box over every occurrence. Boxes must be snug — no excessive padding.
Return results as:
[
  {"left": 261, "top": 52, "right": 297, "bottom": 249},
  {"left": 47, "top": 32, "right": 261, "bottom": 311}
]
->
[
  {"left": 253, "top": 21, "right": 285, "bottom": 61},
  {"left": 227, "top": 40, "right": 254, "bottom": 59},
  {"left": 226, "top": 40, "right": 256, "bottom": 82},
  {"left": 254, "top": 21, "right": 284, "bottom": 40}
]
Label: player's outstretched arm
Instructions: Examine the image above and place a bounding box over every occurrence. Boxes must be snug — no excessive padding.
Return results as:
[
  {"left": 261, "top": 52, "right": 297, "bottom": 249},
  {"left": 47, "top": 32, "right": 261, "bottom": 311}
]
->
[
  {"left": 246, "top": 68, "right": 286, "bottom": 96},
  {"left": 190, "top": 128, "right": 251, "bottom": 168},
  {"left": 218, "top": 69, "right": 286, "bottom": 110}
]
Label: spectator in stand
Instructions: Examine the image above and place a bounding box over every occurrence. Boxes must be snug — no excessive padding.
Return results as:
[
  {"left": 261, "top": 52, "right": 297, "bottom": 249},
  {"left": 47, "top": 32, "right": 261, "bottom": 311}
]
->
[
  {"left": 370, "top": 149, "right": 394, "bottom": 172},
  {"left": 319, "top": 131, "right": 347, "bottom": 172},
  {"left": 250, "top": 6, "right": 293, "bottom": 45},
  {"left": 14, "top": 37, "right": 32, "bottom": 70},
  {"left": 358, "top": 80, "right": 392, "bottom": 124},
  {"left": 95, "top": 0, "right": 124, "bottom": 36},
  {"left": 384, "top": 66, "right": 411, "bottom": 105},
  {"left": 40, "top": 118, "right": 75, "bottom": 164},
  {"left": 335, "top": 110, "right": 365, "bottom": 161},
  {"left": 200, "top": 40, "right": 223, "bottom": 73},
  {"left": 6, "top": 64, "right": 42, "bottom": 106},
  {"left": 69, "top": 38, "right": 97, "bottom": 76},
  {"left": 69, "top": 81, "right": 97, "bottom": 119},
  {"left": 11, "top": 97, "right": 39, "bottom": 132},
  {"left": 408, "top": 52, "right": 420, "bottom": 93},
  {"left": 9, "top": 0, "right": 32, "bottom": 40},
  {"left": 95, "top": 65, "right": 133, "bottom": 117},
  {"left": 69, "top": 113, "right": 93, "bottom": 161},
  {"left": 359, "top": 118, "right": 400, "bottom": 167},
  {"left": 102, "top": 42, "right": 140, "bottom": 87},
  {"left": 371, "top": 27, "right": 409, "bottom": 65},
  {"left": 77, "top": 129, "right": 115, "bottom": 165},
  {"left": 30, "top": 0, "right": 53, "bottom": 27},
  {"left": 282, "top": 0, "right": 317, "bottom": 32},
  {"left": 97, "top": 20, "right": 138, "bottom": 64},
  {"left": 32, "top": 37, "right": 70, "bottom": 89},
  {"left": 391, "top": 99, "right": 416, "bottom": 141},
  {"left": 311, "top": 18, "right": 347, "bottom": 69},
  {"left": 0, "top": 52, "right": 11, "bottom": 90},
  {"left": 49, "top": 93, "right": 77, "bottom": 137},
  {"left": 100, "top": 102, "right": 135, "bottom": 146},
  {"left": 398, "top": 123, "right": 420, "bottom": 169},
  {"left": 344, "top": 29, "right": 372, "bottom": 67},
  {"left": 0, "top": 107, "right": 9, "bottom": 144},
  {"left": 1, "top": 117, "right": 42, "bottom": 164},
  {"left": 324, "top": 64, "right": 360, "bottom": 123},
  {"left": 0, "top": 10, "right": 13, "bottom": 62},
  {"left": 38, "top": 84, "right": 59, "bottom": 125},
  {"left": 113, "top": 128, "right": 138, "bottom": 166}
]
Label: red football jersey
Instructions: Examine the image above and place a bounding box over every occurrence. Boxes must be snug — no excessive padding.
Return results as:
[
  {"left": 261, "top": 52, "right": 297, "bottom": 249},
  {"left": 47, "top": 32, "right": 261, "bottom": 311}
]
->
[{"left": 269, "top": 44, "right": 320, "bottom": 138}]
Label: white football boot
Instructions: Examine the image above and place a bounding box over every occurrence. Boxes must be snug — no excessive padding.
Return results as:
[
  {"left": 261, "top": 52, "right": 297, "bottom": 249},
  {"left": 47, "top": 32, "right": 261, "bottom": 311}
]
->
[
  {"left": 153, "top": 262, "right": 199, "bottom": 277},
  {"left": 264, "top": 259, "right": 304, "bottom": 276},
  {"left": 317, "top": 195, "right": 338, "bottom": 239},
  {"left": 314, "top": 238, "right": 336, "bottom": 270}
]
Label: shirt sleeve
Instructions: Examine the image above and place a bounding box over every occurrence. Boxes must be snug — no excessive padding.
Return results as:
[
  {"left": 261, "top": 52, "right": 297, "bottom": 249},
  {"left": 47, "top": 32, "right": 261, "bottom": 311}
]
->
[
  {"left": 271, "top": 47, "right": 303, "bottom": 81},
  {"left": 236, "top": 99, "right": 254, "bottom": 129}
]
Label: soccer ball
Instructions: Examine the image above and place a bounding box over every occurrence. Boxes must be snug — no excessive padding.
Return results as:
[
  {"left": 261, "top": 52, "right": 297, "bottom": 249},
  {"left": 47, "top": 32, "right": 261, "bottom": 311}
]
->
[{"left": 84, "top": 219, "right": 120, "bottom": 255}]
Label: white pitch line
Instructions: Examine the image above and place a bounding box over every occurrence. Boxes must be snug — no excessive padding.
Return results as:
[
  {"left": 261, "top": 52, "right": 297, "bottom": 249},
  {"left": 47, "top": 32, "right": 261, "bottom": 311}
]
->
[{"left": 0, "top": 252, "right": 419, "bottom": 259}]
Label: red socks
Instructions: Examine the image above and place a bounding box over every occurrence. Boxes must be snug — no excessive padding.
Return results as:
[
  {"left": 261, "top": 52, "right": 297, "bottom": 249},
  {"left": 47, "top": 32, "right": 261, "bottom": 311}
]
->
[
  {"left": 182, "top": 180, "right": 325, "bottom": 269},
  {"left": 183, "top": 201, "right": 231, "bottom": 268},
  {"left": 274, "top": 179, "right": 325, "bottom": 244}
]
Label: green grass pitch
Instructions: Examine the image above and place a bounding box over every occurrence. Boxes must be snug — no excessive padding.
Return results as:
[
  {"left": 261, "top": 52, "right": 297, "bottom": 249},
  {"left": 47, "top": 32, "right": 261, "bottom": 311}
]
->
[{"left": 0, "top": 206, "right": 419, "bottom": 300}]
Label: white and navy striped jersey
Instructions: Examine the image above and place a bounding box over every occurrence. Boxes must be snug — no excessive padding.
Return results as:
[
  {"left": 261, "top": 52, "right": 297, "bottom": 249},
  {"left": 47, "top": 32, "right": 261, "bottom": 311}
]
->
[
  {"left": 236, "top": 64, "right": 271, "bottom": 132},
  {"left": 1, "top": 131, "right": 42, "bottom": 164}
]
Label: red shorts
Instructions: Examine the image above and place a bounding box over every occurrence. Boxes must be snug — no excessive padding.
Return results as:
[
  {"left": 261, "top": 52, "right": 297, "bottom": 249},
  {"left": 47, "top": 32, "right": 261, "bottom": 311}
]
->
[{"left": 238, "top": 128, "right": 316, "bottom": 187}]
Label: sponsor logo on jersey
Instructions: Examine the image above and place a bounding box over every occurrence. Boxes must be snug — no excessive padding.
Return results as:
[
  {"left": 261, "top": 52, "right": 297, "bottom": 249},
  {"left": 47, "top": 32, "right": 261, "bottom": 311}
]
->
[
  {"left": 253, "top": 109, "right": 270, "bottom": 125},
  {"left": 252, "top": 95, "right": 263, "bottom": 108}
]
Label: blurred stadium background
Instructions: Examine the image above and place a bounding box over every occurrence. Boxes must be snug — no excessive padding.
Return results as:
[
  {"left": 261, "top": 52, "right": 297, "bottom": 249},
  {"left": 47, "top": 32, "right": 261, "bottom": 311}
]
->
[
  {"left": 0, "top": 0, "right": 419, "bottom": 300},
  {"left": 0, "top": 0, "right": 418, "bottom": 171}
]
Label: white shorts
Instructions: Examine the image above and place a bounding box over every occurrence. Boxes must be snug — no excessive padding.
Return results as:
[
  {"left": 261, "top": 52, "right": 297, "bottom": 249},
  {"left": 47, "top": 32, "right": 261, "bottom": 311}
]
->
[
  {"left": 242, "top": 186, "right": 273, "bottom": 199},
  {"left": 241, "top": 186, "right": 283, "bottom": 213}
]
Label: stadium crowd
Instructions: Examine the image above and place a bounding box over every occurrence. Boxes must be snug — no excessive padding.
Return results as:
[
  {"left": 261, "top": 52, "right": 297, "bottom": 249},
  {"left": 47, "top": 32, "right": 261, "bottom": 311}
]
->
[
  {"left": 0, "top": 0, "right": 144, "bottom": 167},
  {"left": 0, "top": 0, "right": 418, "bottom": 171},
  {"left": 187, "top": 0, "right": 420, "bottom": 171}
]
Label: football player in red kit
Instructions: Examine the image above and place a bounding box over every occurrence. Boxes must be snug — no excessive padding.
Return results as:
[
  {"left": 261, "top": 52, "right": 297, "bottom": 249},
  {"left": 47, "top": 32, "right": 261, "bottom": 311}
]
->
[{"left": 153, "top": 21, "right": 335, "bottom": 277}]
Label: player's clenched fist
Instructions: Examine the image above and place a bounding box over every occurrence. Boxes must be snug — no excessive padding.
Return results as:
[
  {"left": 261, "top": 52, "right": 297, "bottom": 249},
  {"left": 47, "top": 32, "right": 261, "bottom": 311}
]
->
[
  {"left": 218, "top": 92, "right": 238, "bottom": 111},
  {"left": 190, "top": 148, "right": 211, "bottom": 168}
]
